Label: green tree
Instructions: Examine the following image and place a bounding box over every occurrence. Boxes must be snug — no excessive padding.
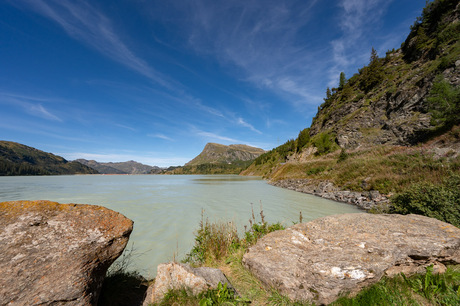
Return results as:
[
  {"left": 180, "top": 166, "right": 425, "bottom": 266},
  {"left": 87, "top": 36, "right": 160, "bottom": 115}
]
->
[
  {"left": 370, "top": 47, "right": 379, "bottom": 64},
  {"left": 296, "top": 128, "right": 310, "bottom": 152},
  {"left": 427, "top": 76, "right": 460, "bottom": 128},
  {"left": 312, "top": 132, "right": 339, "bottom": 155},
  {"left": 339, "top": 72, "right": 346, "bottom": 89},
  {"left": 360, "top": 47, "right": 385, "bottom": 92}
]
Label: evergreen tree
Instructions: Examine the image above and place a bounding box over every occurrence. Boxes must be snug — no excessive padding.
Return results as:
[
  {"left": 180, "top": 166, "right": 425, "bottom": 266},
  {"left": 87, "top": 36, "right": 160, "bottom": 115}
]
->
[
  {"left": 360, "top": 47, "right": 385, "bottom": 92},
  {"left": 370, "top": 47, "right": 379, "bottom": 64},
  {"left": 339, "top": 72, "right": 346, "bottom": 89},
  {"left": 296, "top": 128, "right": 311, "bottom": 152}
]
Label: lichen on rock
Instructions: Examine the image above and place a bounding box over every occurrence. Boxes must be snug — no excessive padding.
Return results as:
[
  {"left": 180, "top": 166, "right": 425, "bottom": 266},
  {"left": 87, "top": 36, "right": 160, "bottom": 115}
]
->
[
  {"left": 242, "top": 213, "right": 460, "bottom": 304},
  {"left": 0, "top": 200, "right": 133, "bottom": 305}
]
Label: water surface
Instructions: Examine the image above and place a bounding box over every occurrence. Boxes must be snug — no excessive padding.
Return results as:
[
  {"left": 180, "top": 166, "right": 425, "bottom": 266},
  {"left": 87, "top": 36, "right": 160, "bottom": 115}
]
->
[{"left": 0, "top": 175, "right": 361, "bottom": 276}]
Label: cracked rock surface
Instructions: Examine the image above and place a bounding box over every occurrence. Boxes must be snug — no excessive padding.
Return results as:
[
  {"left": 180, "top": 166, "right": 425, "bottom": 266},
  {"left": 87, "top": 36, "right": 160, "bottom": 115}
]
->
[
  {"left": 0, "top": 200, "right": 133, "bottom": 305},
  {"left": 242, "top": 213, "right": 460, "bottom": 305}
]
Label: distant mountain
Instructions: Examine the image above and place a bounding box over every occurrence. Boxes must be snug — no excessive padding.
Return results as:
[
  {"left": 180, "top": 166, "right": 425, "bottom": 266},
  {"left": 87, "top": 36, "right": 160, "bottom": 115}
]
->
[
  {"left": 167, "top": 143, "right": 265, "bottom": 174},
  {"left": 0, "top": 141, "right": 98, "bottom": 176},
  {"left": 185, "top": 143, "right": 265, "bottom": 166},
  {"left": 76, "top": 159, "right": 161, "bottom": 174}
]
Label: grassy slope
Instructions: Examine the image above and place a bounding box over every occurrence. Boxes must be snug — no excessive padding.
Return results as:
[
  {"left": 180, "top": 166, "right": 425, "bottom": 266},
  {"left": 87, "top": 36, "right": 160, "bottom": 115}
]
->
[{"left": 244, "top": 127, "right": 460, "bottom": 195}]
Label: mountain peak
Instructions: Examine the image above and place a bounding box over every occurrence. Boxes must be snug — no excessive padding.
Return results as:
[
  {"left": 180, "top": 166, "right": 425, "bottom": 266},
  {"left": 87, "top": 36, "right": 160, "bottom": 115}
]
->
[{"left": 186, "top": 143, "right": 265, "bottom": 166}]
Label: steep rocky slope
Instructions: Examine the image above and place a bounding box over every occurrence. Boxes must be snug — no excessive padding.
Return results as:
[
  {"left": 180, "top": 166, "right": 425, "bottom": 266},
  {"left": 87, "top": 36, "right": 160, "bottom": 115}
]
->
[
  {"left": 0, "top": 141, "right": 98, "bottom": 175},
  {"left": 310, "top": 0, "right": 459, "bottom": 148},
  {"left": 242, "top": 0, "right": 459, "bottom": 213}
]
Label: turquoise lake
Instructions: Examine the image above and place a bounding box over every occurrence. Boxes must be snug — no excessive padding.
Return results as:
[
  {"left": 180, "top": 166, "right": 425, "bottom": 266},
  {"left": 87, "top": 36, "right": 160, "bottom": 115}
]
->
[{"left": 0, "top": 175, "right": 362, "bottom": 277}]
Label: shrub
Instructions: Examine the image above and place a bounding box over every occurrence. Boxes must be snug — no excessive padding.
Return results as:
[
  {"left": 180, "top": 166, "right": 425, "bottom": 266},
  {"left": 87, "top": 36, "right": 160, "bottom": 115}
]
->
[
  {"left": 390, "top": 173, "right": 460, "bottom": 227},
  {"left": 427, "top": 76, "right": 460, "bottom": 129},
  {"left": 296, "top": 128, "right": 311, "bottom": 152},
  {"left": 243, "top": 204, "right": 285, "bottom": 246},
  {"left": 306, "top": 166, "right": 327, "bottom": 175},
  {"left": 311, "top": 132, "right": 339, "bottom": 155}
]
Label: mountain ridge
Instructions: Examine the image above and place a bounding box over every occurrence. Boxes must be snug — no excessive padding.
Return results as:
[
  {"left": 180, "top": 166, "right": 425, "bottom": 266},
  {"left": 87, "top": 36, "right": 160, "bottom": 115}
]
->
[
  {"left": 165, "top": 142, "right": 265, "bottom": 174},
  {"left": 76, "top": 159, "right": 161, "bottom": 174},
  {"left": 185, "top": 143, "right": 265, "bottom": 166},
  {"left": 0, "top": 141, "right": 98, "bottom": 175}
]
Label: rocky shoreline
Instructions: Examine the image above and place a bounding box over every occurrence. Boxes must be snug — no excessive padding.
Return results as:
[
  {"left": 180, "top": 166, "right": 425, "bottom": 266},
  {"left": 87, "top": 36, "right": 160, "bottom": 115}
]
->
[{"left": 269, "top": 179, "right": 390, "bottom": 211}]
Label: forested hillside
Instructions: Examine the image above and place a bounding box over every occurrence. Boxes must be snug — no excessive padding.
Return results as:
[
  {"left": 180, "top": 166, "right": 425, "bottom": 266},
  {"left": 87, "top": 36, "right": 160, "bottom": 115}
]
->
[{"left": 0, "top": 141, "right": 98, "bottom": 176}]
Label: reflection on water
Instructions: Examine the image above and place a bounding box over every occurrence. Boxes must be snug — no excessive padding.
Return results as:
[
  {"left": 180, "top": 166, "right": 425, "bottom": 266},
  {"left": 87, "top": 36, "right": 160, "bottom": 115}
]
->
[{"left": 0, "top": 175, "right": 361, "bottom": 276}]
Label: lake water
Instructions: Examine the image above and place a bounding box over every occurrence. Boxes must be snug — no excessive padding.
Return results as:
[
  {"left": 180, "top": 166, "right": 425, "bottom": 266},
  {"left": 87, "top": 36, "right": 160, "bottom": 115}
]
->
[{"left": 0, "top": 175, "right": 361, "bottom": 277}]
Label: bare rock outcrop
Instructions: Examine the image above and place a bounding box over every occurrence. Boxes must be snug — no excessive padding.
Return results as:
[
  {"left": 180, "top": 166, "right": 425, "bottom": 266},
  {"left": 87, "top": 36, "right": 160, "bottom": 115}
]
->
[
  {"left": 0, "top": 200, "right": 133, "bottom": 305},
  {"left": 143, "top": 262, "right": 235, "bottom": 305},
  {"left": 270, "top": 179, "right": 390, "bottom": 210},
  {"left": 242, "top": 213, "right": 460, "bottom": 305}
]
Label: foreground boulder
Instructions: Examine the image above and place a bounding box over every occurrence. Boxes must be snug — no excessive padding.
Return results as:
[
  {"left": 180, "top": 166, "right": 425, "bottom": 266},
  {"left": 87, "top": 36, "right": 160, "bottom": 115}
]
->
[
  {"left": 0, "top": 200, "right": 133, "bottom": 305},
  {"left": 243, "top": 213, "right": 460, "bottom": 304},
  {"left": 143, "top": 262, "right": 235, "bottom": 305}
]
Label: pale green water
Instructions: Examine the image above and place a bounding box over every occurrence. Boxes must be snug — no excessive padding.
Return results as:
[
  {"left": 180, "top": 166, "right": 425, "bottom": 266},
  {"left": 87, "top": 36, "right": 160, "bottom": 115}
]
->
[{"left": 0, "top": 175, "right": 361, "bottom": 277}]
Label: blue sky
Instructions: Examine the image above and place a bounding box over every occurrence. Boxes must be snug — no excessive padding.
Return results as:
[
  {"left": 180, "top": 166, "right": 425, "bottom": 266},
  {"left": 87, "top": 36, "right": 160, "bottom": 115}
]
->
[{"left": 1, "top": 0, "right": 427, "bottom": 167}]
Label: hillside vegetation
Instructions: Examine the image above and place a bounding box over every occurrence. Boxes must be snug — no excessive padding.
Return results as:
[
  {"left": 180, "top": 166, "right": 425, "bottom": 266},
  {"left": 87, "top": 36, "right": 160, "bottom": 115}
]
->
[
  {"left": 242, "top": 0, "right": 460, "bottom": 225},
  {"left": 0, "top": 141, "right": 98, "bottom": 175}
]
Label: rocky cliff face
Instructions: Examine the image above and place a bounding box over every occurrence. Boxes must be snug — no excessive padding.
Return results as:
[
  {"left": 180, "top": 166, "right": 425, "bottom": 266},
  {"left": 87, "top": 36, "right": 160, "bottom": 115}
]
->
[
  {"left": 185, "top": 143, "right": 265, "bottom": 166},
  {"left": 310, "top": 1, "right": 459, "bottom": 148}
]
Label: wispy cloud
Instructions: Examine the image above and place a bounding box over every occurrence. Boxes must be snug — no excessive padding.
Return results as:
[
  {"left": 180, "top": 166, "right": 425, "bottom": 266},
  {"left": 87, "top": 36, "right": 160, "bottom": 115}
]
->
[
  {"left": 148, "top": 133, "right": 174, "bottom": 141},
  {"left": 236, "top": 117, "right": 261, "bottom": 134},
  {"left": 28, "top": 104, "right": 62, "bottom": 122},
  {"left": 15, "top": 0, "right": 172, "bottom": 89},
  {"left": 328, "top": 0, "right": 393, "bottom": 87},
  {"left": 114, "top": 124, "right": 137, "bottom": 132},
  {"left": 0, "top": 91, "right": 63, "bottom": 122},
  {"left": 155, "top": 0, "right": 322, "bottom": 107},
  {"left": 196, "top": 130, "right": 240, "bottom": 143}
]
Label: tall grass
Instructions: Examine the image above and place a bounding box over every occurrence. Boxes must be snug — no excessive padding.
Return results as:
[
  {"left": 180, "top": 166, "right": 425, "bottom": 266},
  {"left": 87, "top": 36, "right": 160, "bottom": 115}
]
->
[
  {"left": 333, "top": 265, "right": 460, "bottom": 306},
  {"left": 183, "top": 210, "right": 241, "bottom": 265}
]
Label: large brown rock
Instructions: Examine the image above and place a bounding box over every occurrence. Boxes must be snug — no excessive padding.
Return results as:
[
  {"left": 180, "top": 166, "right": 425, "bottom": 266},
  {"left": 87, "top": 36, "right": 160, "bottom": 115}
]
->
[
  {"left": 0, "top": 200, "right": 133, "bottom": 305},
  {"left": 242, "top": 213, "right": 460, "bottom": 304}
]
